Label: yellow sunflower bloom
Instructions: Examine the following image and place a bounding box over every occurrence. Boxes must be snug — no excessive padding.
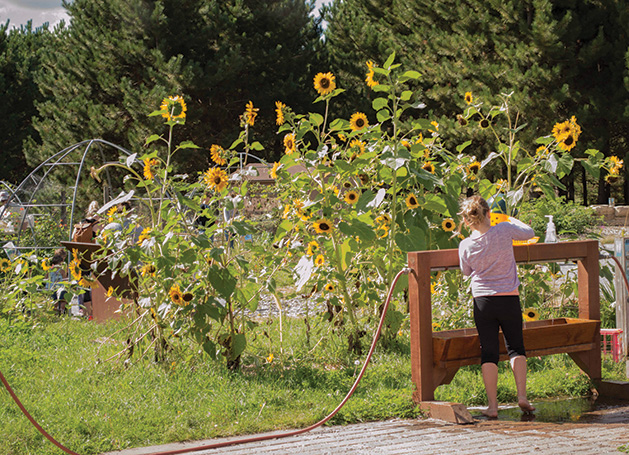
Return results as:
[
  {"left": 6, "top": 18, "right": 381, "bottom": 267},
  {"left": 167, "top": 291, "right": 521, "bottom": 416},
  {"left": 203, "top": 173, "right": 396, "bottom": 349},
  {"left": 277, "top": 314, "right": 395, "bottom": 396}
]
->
[
  {"left": 270, "top": 162, "right": 281, "bottom": 179},
  {"left": 69, "top": 259, "right": 82, "bottom": 281},
  {"left": 313, "top": 72, "right": 336, "bottom": 96},
  {"left": 266, "top": 353, "right": 274, "bottom": 363},
  {"left": 141, "top": 263, "right": 157, "bottom": 277},
  {"left": 202, "top": 167, "right": 229, "bottom": 192},
  {"left": 160, "top": 95, "right": 187, "bottom": 122},
  {"left": 41, "top": 258, "right": 50, "bottom": 272},
  {"left": 0, "top": 258, "right": 10, "bottom": 273},
  {"left": 430, "top": 121, "right": 439, "bottom": 132},
  {"left": 432, "top": 322, "right": 441, "bottom": 330},
  {"left": 365, "top": 60, "right": 379, "bottom": 89},
  {"left": 344, "top": 190, "right": 359, "bottom": 205},
  {"left": 307, "top": 240, "right": 319, "bottom": 256},
  {"left": 464, "top": 92, "right": 473, "bottom": 104},
  {"left": 210, "top": 144, "right": 227, "bottom": 166},
  {"left": 349, "top": 139, "right": 366, "bottom": 153},
  {"left": 244, "top": 101, "right": 258, "bottom": 127},
  {"left": 376, "top": 225, "right": 389, "bottom": 238},
  {"left": 609, "top": 156, "right": 624, "bottom": 174},
  {"left": 523, "top": 308, "right": 540, "bottom": 321},
  {"left": 442, "top": 218, "right": 456, "bottom": 232},
  {"left": 422, "top": 162, "right": 435, "bottom": 174},
  {"left": 284, "top": 133, "right": 296, "bottom": 155},
  {"left": 313, "top": 219, "right": 333, "bottom": 234},
  {"left": 169, "top": 285, "right": 184, "bottom": 306},
  {"left": 375, "top": 214, "right": 391, "bottom": 226},
  {"left": 275, "top": 101, "right": 286, "bottom": 126},
  {"left": 106, "top": 286, "right": 115, "bottom": 297},
  {"left": 107, "top": 206, "right": 118, "bottom": 223},
  {"left": 324, "top": 282, "right": 335, "bottom": 292},
  {"left": 349, "top": 112, "right": 368, "bottom": 131},
  {"left": 143, "top": 158, "right": 159, "bottom": 180},
  {"left": 468, "top": 161, "right": 481, "bottom": 174},
  {"left": 137, "top": 227, "right": 151, "bottom": 244},
  {"left": 314, "top": 254, "right": 325, "bottom": 267},
  {"left": 405, "top": 194, "right": 419, "bottom": 209}
]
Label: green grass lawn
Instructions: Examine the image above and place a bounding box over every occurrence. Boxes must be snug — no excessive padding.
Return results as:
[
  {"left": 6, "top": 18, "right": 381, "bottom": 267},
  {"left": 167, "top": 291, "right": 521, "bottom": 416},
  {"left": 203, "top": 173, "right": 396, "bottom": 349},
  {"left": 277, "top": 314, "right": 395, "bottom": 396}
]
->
[{"left": 0, "top": 315, "right": 625, "bottom": 455}]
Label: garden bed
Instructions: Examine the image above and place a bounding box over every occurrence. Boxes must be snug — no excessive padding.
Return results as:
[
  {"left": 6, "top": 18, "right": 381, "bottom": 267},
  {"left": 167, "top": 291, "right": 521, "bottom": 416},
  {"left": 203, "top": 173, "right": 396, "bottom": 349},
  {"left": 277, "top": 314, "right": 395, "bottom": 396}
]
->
[{"left": 433, "top": 318, "right": 600, "bottom": 369}]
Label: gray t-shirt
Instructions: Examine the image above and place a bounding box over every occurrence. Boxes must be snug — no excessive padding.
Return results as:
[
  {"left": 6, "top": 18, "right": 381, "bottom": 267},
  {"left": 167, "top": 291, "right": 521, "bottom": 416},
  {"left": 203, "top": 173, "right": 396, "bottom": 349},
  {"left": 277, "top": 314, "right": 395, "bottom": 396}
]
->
[{"left": 458, "top": 219, "right": 535, "bottom": 297}]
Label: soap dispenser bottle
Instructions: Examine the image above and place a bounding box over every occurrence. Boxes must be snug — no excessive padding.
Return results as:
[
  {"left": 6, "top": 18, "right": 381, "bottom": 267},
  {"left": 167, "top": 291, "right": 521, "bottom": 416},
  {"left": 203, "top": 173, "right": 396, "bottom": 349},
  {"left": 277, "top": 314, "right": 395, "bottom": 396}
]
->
[{"left": 544, "top": 215, "right": 557, "bottom": 243}]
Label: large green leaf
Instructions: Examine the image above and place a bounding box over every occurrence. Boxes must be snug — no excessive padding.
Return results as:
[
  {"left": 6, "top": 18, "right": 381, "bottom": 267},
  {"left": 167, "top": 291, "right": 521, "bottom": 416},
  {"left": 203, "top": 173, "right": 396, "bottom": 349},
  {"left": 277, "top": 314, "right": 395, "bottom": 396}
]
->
[
  {"left": 208, "top": 267, "right": 237, "bottom": 299},
  {"left": 394, "top": 225, "right": 426, "bottom": 252},
  {"left": 339, "top": 220, "right": 377, "bottom": 243}
]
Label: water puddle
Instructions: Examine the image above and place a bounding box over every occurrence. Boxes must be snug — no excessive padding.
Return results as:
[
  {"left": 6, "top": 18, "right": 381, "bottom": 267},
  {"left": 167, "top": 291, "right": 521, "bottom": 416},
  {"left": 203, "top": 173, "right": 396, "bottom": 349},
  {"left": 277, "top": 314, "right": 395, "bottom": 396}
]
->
[{"left": 469, "top": 396, "right": 629, "bottom": 423}]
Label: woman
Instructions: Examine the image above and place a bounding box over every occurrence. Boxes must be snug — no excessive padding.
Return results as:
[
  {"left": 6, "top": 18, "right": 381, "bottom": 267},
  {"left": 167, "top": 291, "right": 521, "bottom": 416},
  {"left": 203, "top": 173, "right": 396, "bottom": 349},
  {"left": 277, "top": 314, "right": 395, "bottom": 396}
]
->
[{"left": 458, "top": 195, "right": 536, "bottom": 417}]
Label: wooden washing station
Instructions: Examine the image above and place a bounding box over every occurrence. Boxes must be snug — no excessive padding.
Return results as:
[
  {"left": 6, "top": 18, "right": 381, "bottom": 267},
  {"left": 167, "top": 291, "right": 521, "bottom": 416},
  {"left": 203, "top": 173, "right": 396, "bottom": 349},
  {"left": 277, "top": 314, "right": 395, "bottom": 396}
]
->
[{"left": 408, "top": 240, "right": 629, "bottom": 423}]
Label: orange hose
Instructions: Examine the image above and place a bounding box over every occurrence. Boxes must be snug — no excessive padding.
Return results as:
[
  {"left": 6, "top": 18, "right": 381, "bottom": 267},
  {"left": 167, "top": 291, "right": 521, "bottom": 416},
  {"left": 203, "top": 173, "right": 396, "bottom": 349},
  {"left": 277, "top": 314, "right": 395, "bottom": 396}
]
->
[{"left": 0, "top": 268, "right": 411, "bottom": 455}]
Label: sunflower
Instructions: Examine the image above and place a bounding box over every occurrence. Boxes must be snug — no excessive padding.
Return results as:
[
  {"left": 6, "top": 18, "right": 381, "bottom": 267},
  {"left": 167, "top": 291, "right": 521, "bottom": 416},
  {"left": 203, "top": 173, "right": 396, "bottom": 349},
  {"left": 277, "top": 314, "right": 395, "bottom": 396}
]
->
[
  {"left": 442, "top": 218, "right": 456, "bottom": 232},
  {"left": 169, "top": 285, "right": 184, "bottom": 306},
  {"left": 160, "top": 95, "right": 187, "bottom": 122},
  {"left": 137, "top": 227, "right": 151, "bottom": 245},
  {"left": 0, "top": 258, "right": 10, "bottom": 273},
  {"left": 313, "top": 219, "right": 333, "bottom": 234},
  {"left": 349, "top": 112, "right": 368, "bottom": 131},
  {"left": 609, "top": 156, "right": 624, "bottom": 174},
  {"left": 557, "top": 133, "right": 577, "bottom": 151},
  {"left": 456, "top": 114, "right": 468, "bottom": 126},
  {"left": 266, "top": 353, "right": 274, "bottom": 363},
  {"left": 464, "top": 92, "right": 473, "bottom": 104},
  {"left": 307, "top": 240, "right": 319, "bottom": 256},
  {"left": 41, "top": 258, "right": 50, "bottom": 272},
  {"left": 69, "top": 259, "right": 82, "bottom": 281},
  {"left": 430, "top": 121, "right": 439, "bottom": 133},
  {"left": 405, "top": 194, "right": 419, "bottom": 209},
  {"left": 337, "top": 133, "right": 346, "bottom": 142},
  {"left": 313, "top": 72, "right": 336, "bottom": 96},
  {"left": 106, "top": 286, "right": 115, "bottom": 297},
  {"left": 344, "top": 191, "right": 359, "bottom": 205},
  {"left": 350, "top": 139, "right": 366, "bottom": 153},
  {"left": 314, "top": 254, "right": 325, "bottom": 267},
  {"left": 479, "top": 118, "right": 490, "bottom": 129},
  {"left": 275, "top": 101, "right": 286, "bottom": 126},
  {"left": 375, "top": 214, "right": 391, "bottom": 226},
  {"left": 143, "top": 158, "right": 159, "bottom": 180},
  {"left": 284, "top": 133, "right": 296, "bottom": 155},
  {"left": 244, "top": 101, "right": 258, "bottom": 127},
  {"left": 468, "top": 161, "right": 481, "bottom": 174},
  {"left": 422, "top": 162, "right": 435, "bottom": 174},
  {"left": 376, "top": 225, "right": 389, "bottom": 238},
  {"left": 210, "top": 144, "right": 227, "bottom": 166},
  {"left": 202, "top": 167, "right": 229, "bottom": 192},
  {"left": 523, "top": 308, "right": 540, "bottom": 321},
  {"left": 141, "top": 263, "right": 156, "bottom": 277},
  {"left": 365, "top": 60, "right": 379, "bottom": 89},
  {"left": 324, "top": 282, "right": 335, "bottom": 292},
  {"left": 107, "top": 206, "right": 118, "bottom": 223},
  {"left": 183, "top": 292, "right": 194, "bottom": 303},
  {"left": 270, "top": 162, "right": 281, "bottom": 179},
  {"left": 358, "top": 174, "right": 369, "bottom": 185}
]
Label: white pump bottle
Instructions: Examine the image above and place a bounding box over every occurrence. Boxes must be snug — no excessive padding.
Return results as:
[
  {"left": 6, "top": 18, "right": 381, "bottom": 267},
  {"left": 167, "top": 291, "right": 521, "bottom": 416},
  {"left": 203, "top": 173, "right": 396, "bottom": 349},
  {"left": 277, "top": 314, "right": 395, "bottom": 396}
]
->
[{"left": 544, "top": 215, "right": 557, "bottom": 243}]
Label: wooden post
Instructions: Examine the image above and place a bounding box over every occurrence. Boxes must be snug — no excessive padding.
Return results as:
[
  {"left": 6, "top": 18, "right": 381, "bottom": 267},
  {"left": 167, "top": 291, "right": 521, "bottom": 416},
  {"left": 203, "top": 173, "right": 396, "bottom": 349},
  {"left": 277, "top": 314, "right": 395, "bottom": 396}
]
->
[
  {"left": 408, "top": 251, "right": 435, "bottom": 402},
  {"left": 569, "top": 240, "right": 602, "bottom": 379}
]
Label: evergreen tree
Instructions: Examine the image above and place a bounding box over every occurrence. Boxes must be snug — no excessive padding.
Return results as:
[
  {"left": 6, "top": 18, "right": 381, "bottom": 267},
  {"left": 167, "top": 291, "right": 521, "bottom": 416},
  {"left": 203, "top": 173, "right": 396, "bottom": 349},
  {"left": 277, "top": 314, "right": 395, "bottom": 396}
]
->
[
  {"left": 26, "top": 0, "right": 324, "bottom": 175},
  {"left": 324, "top": 0, "right": 629, "bottom": 204},
  {"left": 0, "top": 21, "right": 51, "bottom": 184}
]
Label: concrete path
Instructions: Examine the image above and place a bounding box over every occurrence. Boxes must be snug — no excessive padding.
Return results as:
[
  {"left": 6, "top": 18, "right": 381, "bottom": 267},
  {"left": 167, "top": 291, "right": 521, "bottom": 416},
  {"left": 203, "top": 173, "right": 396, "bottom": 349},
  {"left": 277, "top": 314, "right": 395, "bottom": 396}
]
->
[{"left": 104, "top": 400, "right": 629, "bottom": 455}]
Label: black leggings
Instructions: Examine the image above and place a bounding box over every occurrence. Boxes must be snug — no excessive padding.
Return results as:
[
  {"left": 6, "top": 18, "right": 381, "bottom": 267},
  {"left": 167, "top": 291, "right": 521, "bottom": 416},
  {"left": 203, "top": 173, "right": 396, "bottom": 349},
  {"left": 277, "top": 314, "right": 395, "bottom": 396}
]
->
[{"left": 473, "top": 295, "right": 526, "bottom": 365}]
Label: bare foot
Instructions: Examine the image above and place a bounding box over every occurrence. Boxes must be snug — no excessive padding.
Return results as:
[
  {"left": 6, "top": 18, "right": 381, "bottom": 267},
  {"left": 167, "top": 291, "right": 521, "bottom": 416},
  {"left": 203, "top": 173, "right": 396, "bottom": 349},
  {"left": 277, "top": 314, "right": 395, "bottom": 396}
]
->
[
  {"left": 518, "top": 397, "right": 535, "bottom": 413},
  {"left": 482, "top": 407, "right": 498, "bottom": 418}
]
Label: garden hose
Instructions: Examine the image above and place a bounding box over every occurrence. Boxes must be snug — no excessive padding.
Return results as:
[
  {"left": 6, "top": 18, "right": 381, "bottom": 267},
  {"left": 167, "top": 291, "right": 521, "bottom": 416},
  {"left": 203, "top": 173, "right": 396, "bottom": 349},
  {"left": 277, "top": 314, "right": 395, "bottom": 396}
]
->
[{"left": 0, "top": 268, "right": 412, "bottom": 455}]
